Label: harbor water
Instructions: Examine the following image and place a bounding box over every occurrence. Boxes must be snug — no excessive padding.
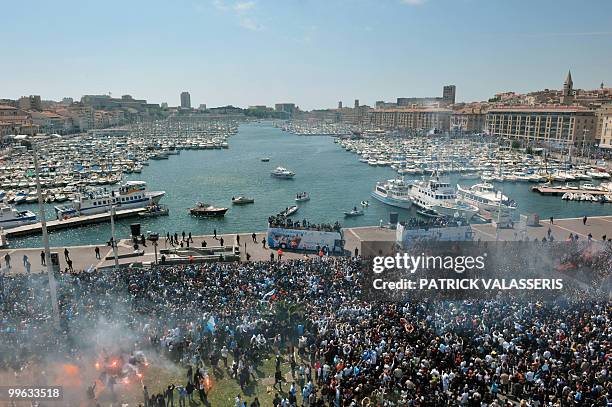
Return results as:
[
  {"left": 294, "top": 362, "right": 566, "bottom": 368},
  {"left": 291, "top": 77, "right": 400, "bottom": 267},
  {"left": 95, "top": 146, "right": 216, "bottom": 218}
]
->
[{"left": 9, "top": 123, "right": 612, "bottom": 248}]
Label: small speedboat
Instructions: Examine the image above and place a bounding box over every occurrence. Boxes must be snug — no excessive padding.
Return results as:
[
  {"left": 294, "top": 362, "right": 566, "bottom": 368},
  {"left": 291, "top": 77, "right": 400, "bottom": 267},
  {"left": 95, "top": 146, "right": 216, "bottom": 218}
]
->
[
  {"left": 190, "top": 202, "right": 228, "bottom": 217},
  {"left": 344, "top": 209, "right": 364, "bottom": 217},
  {"left": 280, "top": 205, "right": 298, "bottom": 217},
  {"left": 261, "top": 157, "right": 270, "bottom": 162},
  {"left": 360, "top": 200, "right": 369, "bottom": 207},
  {"left": 139, "top": 204, "right": 169, "bottom": 217},
  {"left": 232, "top": 196, "right": 255, "bottom": 205},
  {"left": 416, "top": 208, "right": 444, "bottom": 218},
  {"left": 295, "top": 192, "right": 310, "bottom": 202}
]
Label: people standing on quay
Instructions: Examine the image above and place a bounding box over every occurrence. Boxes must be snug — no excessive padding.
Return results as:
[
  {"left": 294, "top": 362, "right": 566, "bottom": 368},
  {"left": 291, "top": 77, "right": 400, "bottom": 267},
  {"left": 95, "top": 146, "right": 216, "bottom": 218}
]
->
[
  {"left": 40, "top": 250, "right": 45, "bottom": 265},
  {"left": 22, "top": 254, "right": 28, "bottom": 267},
  {"left": 94, "top": 246, "right": 100, "bottom": 260},
  {"left": 4, "top": 253, "right": 10, "bottom": 269},
  {"left": 64, "top": 248, "right": 70, "bottom": 262},
  {"left": 251, "top": 232, "right": 257, "bottom": 243}
]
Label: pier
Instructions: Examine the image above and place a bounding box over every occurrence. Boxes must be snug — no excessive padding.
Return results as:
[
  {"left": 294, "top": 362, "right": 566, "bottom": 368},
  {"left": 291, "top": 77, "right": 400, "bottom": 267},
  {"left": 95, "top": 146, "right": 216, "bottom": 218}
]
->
[
  {"left": 4, "top": 208, "right": 144, "bottom": 238},
  {"left": 531, "top": 185, "right": 610, "bottom": 196}
]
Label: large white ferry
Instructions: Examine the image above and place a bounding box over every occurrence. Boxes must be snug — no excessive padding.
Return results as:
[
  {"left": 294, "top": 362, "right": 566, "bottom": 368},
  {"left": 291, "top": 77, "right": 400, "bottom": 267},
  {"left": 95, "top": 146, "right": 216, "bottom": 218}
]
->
[
  {"left": 371, "top": 178, "right": 413, "bottom": 209},
  {"left": 456, "top": 183, "right": 517, "bottom": 214},
  {"left": 407, "top": 177, "right": 478, "bottom": 220},
  {"left": 0, "top": 202, "right": 37, "bottom": 229},
  {"left": 54, "top": 181, "right": 165, "bottom": 219}
]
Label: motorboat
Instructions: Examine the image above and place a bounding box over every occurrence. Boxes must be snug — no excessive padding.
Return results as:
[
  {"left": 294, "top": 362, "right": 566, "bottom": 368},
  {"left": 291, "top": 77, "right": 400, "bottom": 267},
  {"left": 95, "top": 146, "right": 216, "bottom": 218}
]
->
[
  {"left": 261, "top": 157, "right": 270, "bottom": 162},
  {"left": 344, "top": 208, "right": 364, "bottom": 217},
  {"left": 190, "top": 202, "right": 228, "bottom": 217},
  {"left": 371, "top": 178, "right": 412, "bottom": 209},
  {"left": 295, "top": 192, "right": 310, "bottom": 202},
  {"left": 54, "top": 181, "right": 165, "bottom": 219},
  {"left": 0, "top": 202, "right": 37, "bottom": 229},
  {"left": 456, "top": 183, "right": 517, "bottom": 214},
  {"left": 360, "top": 200, "right": 369, "bottom": 207},
  {"left": 270, "top": 167, "right": 295, "bottom": 178},
  {"left": 280, "top": 205, "right": 298, "bottom": 217},
  {"left": 407, "top": 176, "right": 478, "bottom": 221},
  {"left": 459, "top": 173, "right": 481, "bottom": 180},
  {"left": 416, "top": 208, "right": 444, "bottom": 219},
  {"left": 139, "top": 204, "right": 169, "bottom": 217},
  {"left": 232, "top": 196, "right": 255, "bottom": 205}
]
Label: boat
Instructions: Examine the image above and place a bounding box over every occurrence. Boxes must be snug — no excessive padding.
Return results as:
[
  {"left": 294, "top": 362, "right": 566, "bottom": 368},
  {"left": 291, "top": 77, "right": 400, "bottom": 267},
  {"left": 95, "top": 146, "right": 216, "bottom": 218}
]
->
[
  {"left": 280, "top": 205, "right": 298, "bottom": 217},
  {"left": 232, "top": 196, "right": 255, "bottom": 205},
  {"left": 0, "top": 202, "right": 37, "bottom": 229},
  {"left": 54, "top": 181, "right": 165, "bottom": 219},
  {"left": 456, "top": 183, "right": 517, "bottom": 214},
  {"left": 295, "top": 192, "right": 310, "bottom": 202},
  {"left": 416, "top": 208, "right": 444, "bottom": 218},
  {"left": 344, "top": 208, "right": 364, "bottom": 217},
  {"left": 371, "top": 179, "right": 412, "bottom": 209},
  {"left": 459, "top": 173, "right": 481, "bottom": 180},
  {"left": 189, "top": 202, "right": 229, "bottom": 217},
  {"left": 271, "top": 167, "right": 295, "bottom": 179},
  {"left": 407, "top": 176, "right": 479, "bottom": 221},
  {"left": 139, "top": 204, "right": 169, "bottom": 217},
  {"left": 360, "top": 200, "right": 369, "bottom": 207},
  {"left": 261, "top": 157, "right": 270, "bottom": 162}
]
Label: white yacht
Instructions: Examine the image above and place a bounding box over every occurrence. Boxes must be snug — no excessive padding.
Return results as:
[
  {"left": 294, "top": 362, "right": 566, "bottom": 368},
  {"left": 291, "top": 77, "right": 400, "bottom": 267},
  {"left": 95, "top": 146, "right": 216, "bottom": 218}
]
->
[
  {"left": 407, "top": 178, "right": 478, "bottom": 220},
  {"left": 371, "top": 179, "right": 413, "bottom": 209},
  {"left": 456, "top": 183, "right": 517, "bottom": 214},
  {"left": 54, "top": 181, "right": 165, "bottom": 219},
  {"left": 0, "top": 202, "right": 37, "bottom": 229},
  {"left": 270, "top": 167, "right": 295, "bottom": 179}
]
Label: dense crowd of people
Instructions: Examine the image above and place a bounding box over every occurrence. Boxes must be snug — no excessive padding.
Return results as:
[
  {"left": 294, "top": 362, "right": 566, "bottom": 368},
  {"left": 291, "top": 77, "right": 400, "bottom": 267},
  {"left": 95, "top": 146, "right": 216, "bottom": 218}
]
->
[{"left": 0, "top": 243, "right": 611, "bottom": 406}]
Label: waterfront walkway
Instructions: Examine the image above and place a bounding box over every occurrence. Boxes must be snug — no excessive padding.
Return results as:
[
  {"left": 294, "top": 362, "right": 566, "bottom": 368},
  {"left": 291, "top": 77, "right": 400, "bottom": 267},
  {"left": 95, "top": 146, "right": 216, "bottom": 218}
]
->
[{"left": 1, "top": 215, "right": 610, "bottom": 274}]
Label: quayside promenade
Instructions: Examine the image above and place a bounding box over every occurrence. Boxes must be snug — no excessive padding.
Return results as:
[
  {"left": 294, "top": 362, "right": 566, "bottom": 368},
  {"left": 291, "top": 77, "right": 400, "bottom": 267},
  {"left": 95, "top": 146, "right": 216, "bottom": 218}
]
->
[{"left": 1, "top": 215, "right": 610, "bottom": 274}]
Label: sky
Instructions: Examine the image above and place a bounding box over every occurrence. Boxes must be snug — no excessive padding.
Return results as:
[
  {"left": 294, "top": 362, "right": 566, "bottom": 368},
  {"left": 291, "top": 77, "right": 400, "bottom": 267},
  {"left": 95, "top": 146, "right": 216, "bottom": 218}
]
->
[{"left": 1, "top": 0, "right": 611, "bottom": 110}]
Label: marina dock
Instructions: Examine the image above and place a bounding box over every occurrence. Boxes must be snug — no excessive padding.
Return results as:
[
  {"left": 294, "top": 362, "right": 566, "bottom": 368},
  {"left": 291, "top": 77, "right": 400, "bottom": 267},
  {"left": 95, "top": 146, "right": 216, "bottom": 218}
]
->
[
  {"left": 4, "top": 208, "right": 144, "bottom": 238},
  {"left": 531, "top": 185, "right": 609, "bottom": 196}
]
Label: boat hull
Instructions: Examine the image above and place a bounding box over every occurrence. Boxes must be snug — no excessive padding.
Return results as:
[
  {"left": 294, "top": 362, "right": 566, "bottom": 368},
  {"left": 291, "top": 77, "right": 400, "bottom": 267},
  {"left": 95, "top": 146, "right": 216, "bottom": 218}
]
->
[{"left": 370, "top": 191, "right": 412, "bottom": 209}]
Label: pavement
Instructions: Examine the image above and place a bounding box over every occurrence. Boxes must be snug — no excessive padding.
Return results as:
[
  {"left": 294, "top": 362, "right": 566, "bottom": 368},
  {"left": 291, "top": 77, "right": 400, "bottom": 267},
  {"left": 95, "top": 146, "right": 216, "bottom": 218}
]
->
[
  {"left": 0, "top": 232, "right": 310, "bottom": 275},
  {"left": 1, "top": 216, "right": 610, "bottom": 275}
]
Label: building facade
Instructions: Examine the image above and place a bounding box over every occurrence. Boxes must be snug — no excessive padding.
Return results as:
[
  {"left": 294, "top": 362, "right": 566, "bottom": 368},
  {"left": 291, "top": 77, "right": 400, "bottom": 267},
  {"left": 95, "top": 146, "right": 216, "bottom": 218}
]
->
[
  {"left": 595, "top": 104, "right": 612, "bottom": 149},
  {"left": 180, "top": 92, "right": 191, "bottom": 109},
  {"left": 451, "top": 106, "right": 486, "bottom": 133},
  {"left": 486, "top": 106, "right": 596, "bottom": 147},
  {"left": 369, "top": 108, "right": 451, "bottom": 132},
  {"left": 443, "top": 85, "right": 456, "bottom": 105}
]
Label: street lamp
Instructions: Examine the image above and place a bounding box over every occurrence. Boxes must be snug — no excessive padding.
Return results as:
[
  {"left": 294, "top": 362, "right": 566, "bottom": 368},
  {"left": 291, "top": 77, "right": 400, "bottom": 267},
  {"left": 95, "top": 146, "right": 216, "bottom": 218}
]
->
[
  {"left": 21, "top": 135, "right": 60, "bottom": 328},
  {"left": 148, "top": 232, "right": 159, "bottom": 264},
  {"left": 109, "top": 205, "right": 119, "bottom": 269}
]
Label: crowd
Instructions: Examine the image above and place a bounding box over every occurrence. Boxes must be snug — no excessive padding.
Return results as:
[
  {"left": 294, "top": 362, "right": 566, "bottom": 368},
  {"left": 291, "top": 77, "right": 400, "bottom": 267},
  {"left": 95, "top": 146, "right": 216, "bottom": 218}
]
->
[
  {"left": 0, "top": 245, "right": 611, "bottom": 406},
  {"left": 268, "top": 215, "right": 342, "bottom": 233}
]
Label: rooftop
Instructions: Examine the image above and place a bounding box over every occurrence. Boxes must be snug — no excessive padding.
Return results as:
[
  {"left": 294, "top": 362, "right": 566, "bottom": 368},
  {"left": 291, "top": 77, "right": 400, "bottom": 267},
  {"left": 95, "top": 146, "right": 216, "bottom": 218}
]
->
[{"left": 488, "top": 105, "right": 593, "bottom": 113}]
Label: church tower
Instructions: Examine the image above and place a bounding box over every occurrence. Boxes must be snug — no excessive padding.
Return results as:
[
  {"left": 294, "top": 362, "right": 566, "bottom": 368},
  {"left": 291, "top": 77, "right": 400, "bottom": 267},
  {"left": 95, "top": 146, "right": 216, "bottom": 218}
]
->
[{"left": 561, "top": 70, "right": 574, "bottom": 104}]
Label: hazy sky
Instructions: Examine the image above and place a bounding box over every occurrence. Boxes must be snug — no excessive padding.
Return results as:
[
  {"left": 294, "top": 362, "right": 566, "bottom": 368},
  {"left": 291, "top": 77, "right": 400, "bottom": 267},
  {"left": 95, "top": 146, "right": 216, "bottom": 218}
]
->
[{"left": 2, "top": 0, "right": 611, "bottom": 110}]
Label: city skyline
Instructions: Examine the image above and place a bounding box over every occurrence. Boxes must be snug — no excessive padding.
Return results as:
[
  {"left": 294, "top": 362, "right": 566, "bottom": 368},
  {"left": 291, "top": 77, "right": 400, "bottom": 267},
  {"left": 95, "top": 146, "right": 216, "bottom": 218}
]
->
[{"left": 1, "top": 0, "right": 611, "bottom": 109}]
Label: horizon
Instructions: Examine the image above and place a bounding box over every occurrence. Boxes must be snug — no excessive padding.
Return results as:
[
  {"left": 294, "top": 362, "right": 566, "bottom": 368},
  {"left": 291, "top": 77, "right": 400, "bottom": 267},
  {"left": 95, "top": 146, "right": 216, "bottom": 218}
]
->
[{"left": 1, "top": 0, "right": 611, "bottom": 110}]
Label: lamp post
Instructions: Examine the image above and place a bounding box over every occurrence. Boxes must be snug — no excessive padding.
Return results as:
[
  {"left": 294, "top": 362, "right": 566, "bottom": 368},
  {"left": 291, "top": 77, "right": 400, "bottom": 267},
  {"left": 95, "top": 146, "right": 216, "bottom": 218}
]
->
[
  {"left": 148, "top": 232, "right": 159, "bottom": 264},
  {"left": 25, "top": 137, "right": 60, "bottom": 328},
  {"left": 110, "top": 205, "right": 119, "bottom": 269}
]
